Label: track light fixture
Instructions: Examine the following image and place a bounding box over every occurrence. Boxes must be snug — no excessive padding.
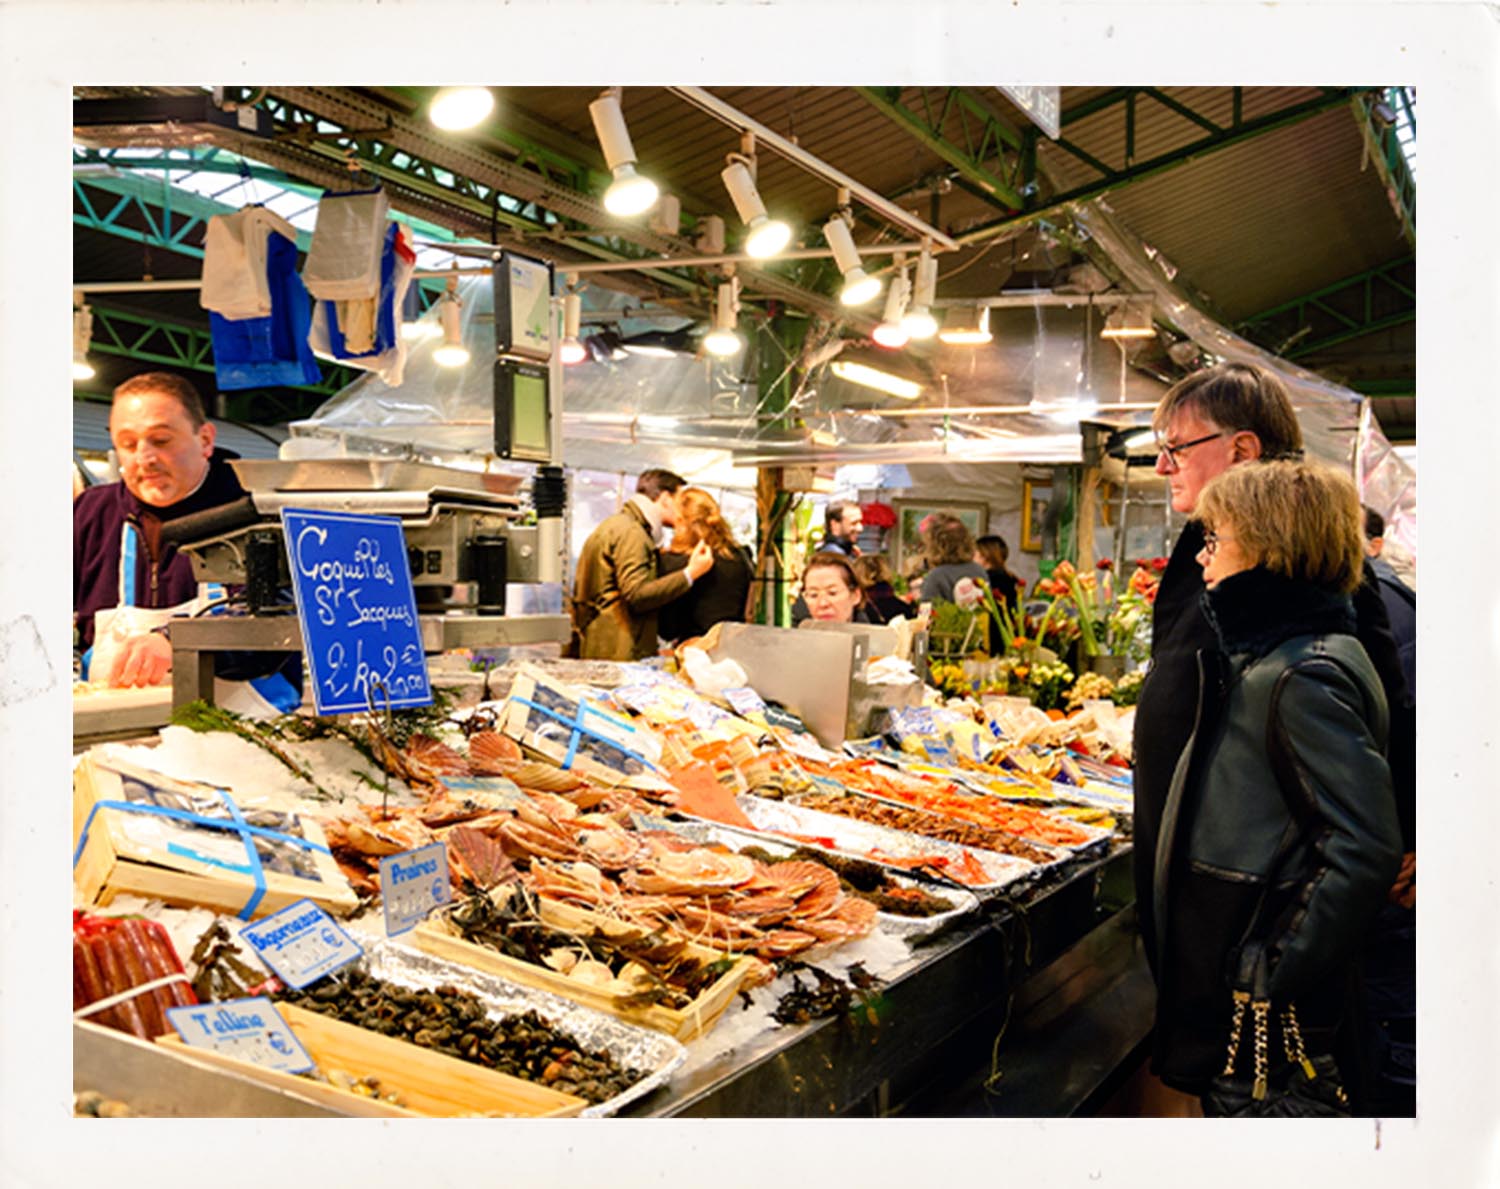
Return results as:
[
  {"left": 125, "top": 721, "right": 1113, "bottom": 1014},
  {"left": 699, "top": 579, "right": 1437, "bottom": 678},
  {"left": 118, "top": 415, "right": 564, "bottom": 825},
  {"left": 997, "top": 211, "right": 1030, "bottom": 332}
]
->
[
  {"left": 824, "top": 200, "right": 881, "bottom": 307},
  {"left": 432, "top": 269, "right": 470, "bottom": 368},
  {"left": 428, "top": 87, "right": 495, "bottom": 132},
  {"left": 872, "top": 265, "right": 911, "bottom": 349},
  {"left": 831, "top": 359, "right": 922, "bottom": 400},
  {"left": 938, "top": 304, "right": 992, "bottom": 346},
  {"left": 72, "top": 291, "right": 95, "bottom": 382},
  {"left": 721, "top": 141, "right": 791, "bottom": 259},
  {"left": 559, "top": 284, "right": 586, "bottom": 366},
  {"left": 902, "top": 245, "right": 939, "bottom": 340},
  {"left": 589, "top": 88, "right": 659, "bottom": 217},
  {"left": 702, "top": 276, "right": 744, "bottom": 358}
]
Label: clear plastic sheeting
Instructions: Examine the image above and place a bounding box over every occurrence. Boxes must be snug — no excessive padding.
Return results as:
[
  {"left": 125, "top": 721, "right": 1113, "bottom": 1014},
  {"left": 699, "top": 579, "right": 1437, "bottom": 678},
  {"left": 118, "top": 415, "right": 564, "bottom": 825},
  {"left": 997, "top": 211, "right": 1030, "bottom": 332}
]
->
[
  {"left": 1356, "top": 400, "right": 1418, "bottom": 566},
  {"left": 1071, "top": 198, "right": 1371, "bottom": 469}
]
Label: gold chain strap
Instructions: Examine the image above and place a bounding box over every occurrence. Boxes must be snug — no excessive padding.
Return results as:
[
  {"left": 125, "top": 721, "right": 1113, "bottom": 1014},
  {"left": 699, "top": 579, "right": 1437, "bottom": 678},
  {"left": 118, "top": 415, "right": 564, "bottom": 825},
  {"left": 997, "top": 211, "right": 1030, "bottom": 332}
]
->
[
  {"left": 1281, "top": 1004, "right": 1350, "bottom": 1106},
  {"left": 1251, "top": 999, "right": 1271, "bottom": 1100},
  {"left": 1221, "top": 990, "right": 1250, "bottom": 1076}
]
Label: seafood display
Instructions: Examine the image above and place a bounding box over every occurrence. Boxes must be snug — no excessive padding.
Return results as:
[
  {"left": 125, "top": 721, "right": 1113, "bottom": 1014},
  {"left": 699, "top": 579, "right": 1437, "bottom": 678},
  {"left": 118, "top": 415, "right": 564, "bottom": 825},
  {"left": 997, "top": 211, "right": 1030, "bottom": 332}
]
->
[
  {"left": 275, "top": 968, "right": 648, "bottom": 1105},
  {"left": 845, "top": 775, "right": 1108, "bottom": 850}
]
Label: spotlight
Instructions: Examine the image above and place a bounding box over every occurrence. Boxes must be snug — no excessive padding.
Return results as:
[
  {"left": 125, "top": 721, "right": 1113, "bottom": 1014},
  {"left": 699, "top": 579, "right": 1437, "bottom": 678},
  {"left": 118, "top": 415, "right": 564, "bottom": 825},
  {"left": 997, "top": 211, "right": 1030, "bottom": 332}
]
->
[
  {"left": 433, "top": 280, "right": 469, "bottom": 369},
  {"left": 721, "top": 155, "right": 791, "bottom": 259},
  {"left": 938, "top": 305, "right": 992, "bottom": 345},
  {"left": 902, "top": 247, "right": 939, "bottom": 340},
  {"left": 831, "top": 359, "right": 921, "bottom": 400},
  {"left": 428, "top": 87, "right": 495, "bottom": 132},
  {"left": 872, "top": 268, "right": 911, "bottom": 349},
  {"left": 823, "top": 212, "right": 881, "bottom": 307},
  {"left": 559, "top": 289, "right": 586, "bottom": 365},
  {"left": 702, "top": 278, "right": 744, "bottom": 358},
  {"left": 72, "top": 295, "right": 95, "bottom": 381},
  {"left": 1100, "top": 294, "right": 1155, "bottom": 339},
  {"left": 588, "top": 88, "right": 659, "bottom": 217}
]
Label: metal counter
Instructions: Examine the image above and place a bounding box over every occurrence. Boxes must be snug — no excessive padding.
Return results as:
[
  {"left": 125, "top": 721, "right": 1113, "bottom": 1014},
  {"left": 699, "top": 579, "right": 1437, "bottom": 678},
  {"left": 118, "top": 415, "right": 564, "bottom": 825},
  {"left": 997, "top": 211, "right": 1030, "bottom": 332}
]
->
[{"left": 623, "top": 841, "right": 1149, "bottom": 1117}]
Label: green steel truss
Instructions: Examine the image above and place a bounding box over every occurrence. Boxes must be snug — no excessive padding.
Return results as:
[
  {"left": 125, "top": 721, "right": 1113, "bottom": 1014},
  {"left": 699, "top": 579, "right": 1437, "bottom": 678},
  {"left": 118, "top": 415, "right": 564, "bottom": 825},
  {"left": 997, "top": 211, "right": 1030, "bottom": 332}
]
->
[
  {"left": 1351, "top": 89, "right": 1416, "bottom": 247},
  {"left": 1236, "top": 255, "right": 1415, "bottom": 359}
]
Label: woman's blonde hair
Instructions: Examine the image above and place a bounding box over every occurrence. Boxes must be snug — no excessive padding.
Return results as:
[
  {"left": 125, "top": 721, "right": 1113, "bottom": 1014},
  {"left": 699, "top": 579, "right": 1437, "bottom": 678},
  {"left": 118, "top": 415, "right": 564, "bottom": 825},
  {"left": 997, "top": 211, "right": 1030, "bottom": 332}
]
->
[
  {"left": 667, "top": 487, "right": 740, "bottom": 557},
  {"left": 854, "top": 553, "right": 894, "bottom": 587},
  {"left": 924, "top": 514, "right": 976, "bottom": 566},
  {"left": 1196, "top": 460, "right": 1364, "bottom": 594}
]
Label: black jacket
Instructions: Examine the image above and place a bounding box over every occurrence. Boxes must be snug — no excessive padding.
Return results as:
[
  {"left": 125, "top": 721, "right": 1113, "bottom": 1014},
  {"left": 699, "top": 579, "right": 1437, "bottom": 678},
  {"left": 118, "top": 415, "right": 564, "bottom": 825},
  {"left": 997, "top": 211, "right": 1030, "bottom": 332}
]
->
[
  {"left": 1132, "top": 521, "right": 1415, "bottom": 974},
  {"left": 863, "top": 581, "right": 914, "bottom": 625},
  {"left": 657, "top": 547, "right": 752, "bottom": 644},
  {"left": 1149, "top": 569, "right": 1402, "bottom": 1092}
]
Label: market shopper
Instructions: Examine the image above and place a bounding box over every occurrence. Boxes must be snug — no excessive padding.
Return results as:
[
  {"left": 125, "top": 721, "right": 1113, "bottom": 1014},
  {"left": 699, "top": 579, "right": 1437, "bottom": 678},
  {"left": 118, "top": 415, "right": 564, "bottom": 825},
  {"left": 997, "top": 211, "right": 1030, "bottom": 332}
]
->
[
  {"left": 915, "top": 514, "right": 987, "bottom": 605},
  {"left": 974, "top": 534, "right": 1022, "bottom": 611},
  {"left": 657, "top": 487, "right": 754, "bottom": 644},
  {"left": 853, "top": 554, "right": 915, "bottom": 624},
  {"left": 1362, "top": 506, "right": 1416, "bottom": 699},
  {"left": 820, "top": 500, "right": 863, "bottom": 557},
  {"left": 1150, "top": 459, "right": 1401, "bottom": 1111},
  {"left": 73, "top": 372, "right": 247, "bottom": 686},
  {"left": 571, "top": 469, "right": 714, "bottom": 660},
  {"left": 795, "top": 551, "right": 872, "bottom": 624}
]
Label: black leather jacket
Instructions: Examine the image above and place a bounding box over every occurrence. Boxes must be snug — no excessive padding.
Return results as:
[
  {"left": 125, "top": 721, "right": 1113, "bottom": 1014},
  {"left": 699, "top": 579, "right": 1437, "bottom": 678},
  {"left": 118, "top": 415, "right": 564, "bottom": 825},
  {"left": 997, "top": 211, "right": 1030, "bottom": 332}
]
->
[{"left": 1149, "top": 569, "right": 1402, "bottom": 1091}]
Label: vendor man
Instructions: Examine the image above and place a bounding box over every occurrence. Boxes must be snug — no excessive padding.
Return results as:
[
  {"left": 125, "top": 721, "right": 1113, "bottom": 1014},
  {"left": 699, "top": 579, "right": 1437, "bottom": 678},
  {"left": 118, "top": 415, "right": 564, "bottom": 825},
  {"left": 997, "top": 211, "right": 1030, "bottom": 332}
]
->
[{"left": 74, "top": 371, "right": 248, "bottom": 686}]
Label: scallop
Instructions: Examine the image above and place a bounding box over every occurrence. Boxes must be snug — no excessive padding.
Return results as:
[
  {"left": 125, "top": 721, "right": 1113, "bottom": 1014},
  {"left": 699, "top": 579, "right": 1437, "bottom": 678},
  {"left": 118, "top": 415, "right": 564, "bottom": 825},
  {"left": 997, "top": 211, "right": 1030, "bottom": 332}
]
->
[{"left": 567, "top": 960, "right": 615, "bottom": 988}]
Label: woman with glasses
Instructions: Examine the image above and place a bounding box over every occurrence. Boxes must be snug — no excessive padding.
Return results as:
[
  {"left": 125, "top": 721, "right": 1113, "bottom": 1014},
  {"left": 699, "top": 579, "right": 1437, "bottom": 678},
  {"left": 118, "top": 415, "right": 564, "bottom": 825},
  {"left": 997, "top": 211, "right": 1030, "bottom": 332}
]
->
[{"left": 1149, "top": 459, "right": 1401, "bottom": 1115}]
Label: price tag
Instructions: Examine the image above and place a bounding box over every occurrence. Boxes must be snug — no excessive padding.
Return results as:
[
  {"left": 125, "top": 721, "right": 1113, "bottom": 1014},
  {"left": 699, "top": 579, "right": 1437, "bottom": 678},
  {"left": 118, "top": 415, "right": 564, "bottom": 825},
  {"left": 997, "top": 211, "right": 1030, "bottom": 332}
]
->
[
  {"left": 238, "top": 898, "right": 362, "bottom": 990},
  {"left": 280, "top": 507, "right": 432, "bottom": 716},
  {"left": 379, "top": 842, "right": 451, "bottom": 937},
  {"left": 723, "top": 687, "right": 767, "bottom": 717},
  {"left": 165, "top": 997, "right": 313, "bottom": 1074}
]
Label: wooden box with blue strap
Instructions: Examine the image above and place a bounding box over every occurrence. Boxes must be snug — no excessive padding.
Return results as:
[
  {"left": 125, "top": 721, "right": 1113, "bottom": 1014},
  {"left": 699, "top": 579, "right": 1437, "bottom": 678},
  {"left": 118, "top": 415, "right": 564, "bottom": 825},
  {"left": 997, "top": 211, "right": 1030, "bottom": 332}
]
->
[{"left": 73, "top": 749, "right": 359, "bottom": 920}]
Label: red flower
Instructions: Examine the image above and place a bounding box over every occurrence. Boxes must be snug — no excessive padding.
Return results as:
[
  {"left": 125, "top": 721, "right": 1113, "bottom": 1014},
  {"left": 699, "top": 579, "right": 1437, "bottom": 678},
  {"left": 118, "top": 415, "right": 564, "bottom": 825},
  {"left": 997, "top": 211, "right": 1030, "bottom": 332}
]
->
[
  {"left": 1015, "top": 577, "right": 1026, "bottom": 588},
  {"left": 1096, "top": 558, "right": 1114, "bottom": 571},
  {"left": 860, "top": 501, "right": 896, "bottom": 529},
  {"left": 1151, "top": 557, "right": 1169, "bottom": 572}
]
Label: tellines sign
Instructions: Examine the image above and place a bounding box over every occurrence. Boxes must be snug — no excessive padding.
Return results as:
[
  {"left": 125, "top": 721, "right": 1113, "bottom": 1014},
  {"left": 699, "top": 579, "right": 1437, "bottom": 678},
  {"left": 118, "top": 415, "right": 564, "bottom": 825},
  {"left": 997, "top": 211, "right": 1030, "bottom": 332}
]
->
[
  {"left": 280, "top": 508, "right": 432, "bottom": 715},
  {"left": 165, "top": 996, "right": 314, "bottom": 1073}
]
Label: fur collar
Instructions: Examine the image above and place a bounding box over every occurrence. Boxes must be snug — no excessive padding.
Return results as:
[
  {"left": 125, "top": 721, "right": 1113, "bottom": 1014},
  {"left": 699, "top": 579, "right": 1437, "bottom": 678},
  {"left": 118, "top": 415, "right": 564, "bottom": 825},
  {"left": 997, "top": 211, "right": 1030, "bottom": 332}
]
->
[{"left": 1201, "top": 567, "right": 1355, "bottom": 660}]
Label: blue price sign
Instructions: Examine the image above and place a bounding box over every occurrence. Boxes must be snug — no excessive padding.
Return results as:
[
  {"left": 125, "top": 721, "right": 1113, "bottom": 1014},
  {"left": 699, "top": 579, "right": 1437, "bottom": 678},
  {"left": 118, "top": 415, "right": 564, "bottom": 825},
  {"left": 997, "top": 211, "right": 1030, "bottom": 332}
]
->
[
  {"left": 165, "top": 997, "right": 314, "bottom": 1074},
  {"left": 280, "top": 508, "right": 432, "bottom": 715},
  {"left": 379, "top": 842, "right": 451, "bottom": 937},
  {"left": 239, "top": 898, "right": 362, "bottom": 990}
]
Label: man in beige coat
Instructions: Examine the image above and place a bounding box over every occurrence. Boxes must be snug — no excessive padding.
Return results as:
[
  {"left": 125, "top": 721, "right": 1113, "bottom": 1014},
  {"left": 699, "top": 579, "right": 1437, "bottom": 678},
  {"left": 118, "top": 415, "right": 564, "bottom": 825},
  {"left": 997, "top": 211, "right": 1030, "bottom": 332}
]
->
[{"left": 571, "top": 469, "right": 714, "bottom": 660}]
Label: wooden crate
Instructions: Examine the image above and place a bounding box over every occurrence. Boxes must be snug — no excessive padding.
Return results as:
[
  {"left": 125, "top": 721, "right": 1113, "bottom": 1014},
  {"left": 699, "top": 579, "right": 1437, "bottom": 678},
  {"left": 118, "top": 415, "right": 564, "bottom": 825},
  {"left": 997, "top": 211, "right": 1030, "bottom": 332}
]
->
[
  {"left": 413, "top": 897, "right": 758, "bottom": 1042},
  {"left": 73, "top": 752, "right": 359, "bottom": 919},
  {"left": 156, "top": 1002, "right": 584, "bottom": 1118}
]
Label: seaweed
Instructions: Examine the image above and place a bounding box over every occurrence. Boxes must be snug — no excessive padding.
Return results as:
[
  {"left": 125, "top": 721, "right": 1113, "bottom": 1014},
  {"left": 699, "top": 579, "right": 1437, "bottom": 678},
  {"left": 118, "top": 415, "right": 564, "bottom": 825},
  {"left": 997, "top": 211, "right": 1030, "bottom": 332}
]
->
[{"left": 169, "top": 700, "right": 341, "bottom": 802}]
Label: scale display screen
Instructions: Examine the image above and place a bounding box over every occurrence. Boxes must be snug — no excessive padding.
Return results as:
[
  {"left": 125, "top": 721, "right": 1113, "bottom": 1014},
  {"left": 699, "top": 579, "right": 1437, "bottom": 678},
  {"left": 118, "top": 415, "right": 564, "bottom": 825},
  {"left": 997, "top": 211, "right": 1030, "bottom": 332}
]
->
[{"left": 494, "top": 358, "right": 552, "bottom": 463}]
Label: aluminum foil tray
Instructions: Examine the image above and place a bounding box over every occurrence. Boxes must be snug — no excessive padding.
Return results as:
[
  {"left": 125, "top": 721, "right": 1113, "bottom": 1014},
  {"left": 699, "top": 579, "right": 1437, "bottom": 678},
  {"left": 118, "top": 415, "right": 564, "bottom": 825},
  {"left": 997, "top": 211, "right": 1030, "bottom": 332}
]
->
[
  {"left": 628, "top": 813, "right": 983, "bottom": 938},
  {"left": 231, "top": 458, "right": 525, "bottom": 496},
  {"left": 713, "top": 794, "right": 1039, "bottom": 897},
  {"left": 343, "top": 932, "right": 686, "bottom": 1117}
]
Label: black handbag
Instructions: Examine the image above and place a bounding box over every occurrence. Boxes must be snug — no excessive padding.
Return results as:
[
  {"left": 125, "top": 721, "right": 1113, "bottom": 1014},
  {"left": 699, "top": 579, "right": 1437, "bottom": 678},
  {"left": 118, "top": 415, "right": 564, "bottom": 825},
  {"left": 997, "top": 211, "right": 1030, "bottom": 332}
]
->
[{"left": 1204, "top": 990, "right": 1351, "bottom": 1117}]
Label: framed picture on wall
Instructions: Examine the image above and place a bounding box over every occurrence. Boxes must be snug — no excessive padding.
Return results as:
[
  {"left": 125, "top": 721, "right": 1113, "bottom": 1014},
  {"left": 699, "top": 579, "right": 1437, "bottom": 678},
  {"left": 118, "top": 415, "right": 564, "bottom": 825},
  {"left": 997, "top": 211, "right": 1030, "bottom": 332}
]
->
[
  {"left": 891, "top": 499, "right": 990, "bottom": 574},
  {"left": 1021, "top": 479, "right": 1051, "bottom": 553}
]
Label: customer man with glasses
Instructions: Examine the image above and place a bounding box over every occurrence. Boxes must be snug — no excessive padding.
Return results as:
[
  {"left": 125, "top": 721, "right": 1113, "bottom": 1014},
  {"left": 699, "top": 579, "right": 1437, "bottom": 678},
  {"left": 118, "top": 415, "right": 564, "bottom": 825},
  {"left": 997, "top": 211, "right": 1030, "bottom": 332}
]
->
[{"left": 1130, "top": 361, "right": 1414, "bottom": 1114}]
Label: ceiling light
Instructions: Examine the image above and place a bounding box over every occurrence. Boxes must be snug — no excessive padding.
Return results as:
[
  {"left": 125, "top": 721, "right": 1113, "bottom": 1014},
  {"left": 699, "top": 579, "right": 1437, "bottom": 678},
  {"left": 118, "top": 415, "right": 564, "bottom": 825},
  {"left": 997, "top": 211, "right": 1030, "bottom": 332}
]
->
[
  {"left": 1101, "top": 294, "right": 1155, "bottom": 339},
  {"left": 559, "top": 289, "right": 586, "bottom": 365},
  {"left": 589, "top": 88, "right": 659, "bottom": 217},
  {"left": 702, "top": 278, "right": 744, "bottom": 358},
  {"left": 623, "top": 344, "right": 677, "bottom": 359},
  {"left": 428, "top": 87, "right": 495, "bottom": 132},
  {"left": 72, "top": 295, "right": 95, "bottom": 381},
  {"left": 721, "top": 155, "right": 791, "bottom": 259},
  {"left": 823, "top": 211, "right": 882, "bottom": 307},
  {"left": 432, "top": 281, "right": 469, "bottom": 369},
  {"left": 831, "top": 359, "right": 921, "bottom": 400},
  {"left": 939, "top": 305, "right": 992, "bottom": 345},
  {"left": 872, "top": 268, "right": 911, "bottom": 349},
  {"left": 901, "top": 247, "right": 939, "bottom": 340},
  {"left": 1029, "top": 393, "right": 1099, "bottom": 422}
]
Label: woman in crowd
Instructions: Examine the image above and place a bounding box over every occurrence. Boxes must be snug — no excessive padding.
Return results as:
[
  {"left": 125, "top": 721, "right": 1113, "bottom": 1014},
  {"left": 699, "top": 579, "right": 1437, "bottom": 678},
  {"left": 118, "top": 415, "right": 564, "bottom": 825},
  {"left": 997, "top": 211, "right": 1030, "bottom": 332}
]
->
[
  {"left": 1151, "top": 459, "right": 1401, "bottom": 1115},
  {"left": 974, "top": 534, "right": 1021, "bottom": 611},
  {"left": 794, "top": 551, "right": 871, "bottom": 625},
  {"left": 657, "top": 487, "right": 753, "bottom": 644},
  {"left": 853, "top": 554, "right": 913, "bottom": 624},
  {"left": 916, "top": 514, "right": 987, "bottom": 605}
]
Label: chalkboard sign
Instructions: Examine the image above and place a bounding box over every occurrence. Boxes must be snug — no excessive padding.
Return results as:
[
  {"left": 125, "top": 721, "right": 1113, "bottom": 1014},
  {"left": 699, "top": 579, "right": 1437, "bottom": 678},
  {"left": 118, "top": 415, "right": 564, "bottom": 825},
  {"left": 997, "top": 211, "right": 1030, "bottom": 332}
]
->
[{"left": 280, "top": 507, "right": 432, "bottom": 715}]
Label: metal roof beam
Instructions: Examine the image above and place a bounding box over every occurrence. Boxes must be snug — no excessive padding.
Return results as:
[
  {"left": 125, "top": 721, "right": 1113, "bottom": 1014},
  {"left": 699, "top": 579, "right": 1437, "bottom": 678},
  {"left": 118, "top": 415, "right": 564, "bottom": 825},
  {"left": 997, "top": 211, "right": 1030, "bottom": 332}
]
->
[
  {"left": 1236, "top": 254, "right": 1415, "bottom": 359},
  {"left": 1350, "top": 91, "right": 1416, "bottom": 248},
  {"left": 954, "top": 87, "right": 1363, "bottom": 247},
  {"left": 854, "top": 87, "right": 1031, "bottom": 213}
]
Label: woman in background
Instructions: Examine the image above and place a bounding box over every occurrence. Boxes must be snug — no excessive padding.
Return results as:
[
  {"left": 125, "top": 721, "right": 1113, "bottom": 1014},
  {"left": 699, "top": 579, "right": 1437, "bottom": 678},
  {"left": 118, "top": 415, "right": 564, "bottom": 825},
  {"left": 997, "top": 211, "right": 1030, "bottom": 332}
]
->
[
  {"left": 793, "top": 551, "right": 871, "bottom": 625},
  {"left": 854, "top": 554, "right": 913, "bottom": 624},
  {"left": 658, "top": 488, "right": 753, "bottom": 644},
  {"left": 918, "top": 514, "right": 987, "bottom": 605},
  {"left": 975, "top": 534, "right": 1021, "bottom": 611}
]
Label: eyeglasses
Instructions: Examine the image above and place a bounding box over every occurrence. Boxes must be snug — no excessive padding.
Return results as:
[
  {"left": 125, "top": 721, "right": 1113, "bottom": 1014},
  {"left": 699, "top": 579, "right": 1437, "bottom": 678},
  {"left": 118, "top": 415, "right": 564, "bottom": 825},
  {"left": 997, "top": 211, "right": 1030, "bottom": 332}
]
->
[
  {"left": 1200, "top": 529, "right": 1234, "bottom": 558},
  {"left": 1156, "top": 430, "right": 1227, "bottom": 470}
]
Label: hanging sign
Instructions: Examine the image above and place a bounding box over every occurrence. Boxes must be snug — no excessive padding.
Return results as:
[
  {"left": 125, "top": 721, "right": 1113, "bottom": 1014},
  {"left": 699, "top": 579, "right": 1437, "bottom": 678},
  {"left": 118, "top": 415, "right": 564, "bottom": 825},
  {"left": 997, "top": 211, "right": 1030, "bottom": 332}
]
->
[
  {"left": 281, "top": 507, "right": 431, "bottom": 715},
  {"left": 165, "top": 997, "right": 314, "bottom": 1074},
  {"left": 998, "top": 86, "right": 1061, "bottom": 140},
  {"left": 380, "top": 842, "right": 451, "bottom": 937},
  {"left": 239, "top": 898, "right": 363, "bottom": 989}
]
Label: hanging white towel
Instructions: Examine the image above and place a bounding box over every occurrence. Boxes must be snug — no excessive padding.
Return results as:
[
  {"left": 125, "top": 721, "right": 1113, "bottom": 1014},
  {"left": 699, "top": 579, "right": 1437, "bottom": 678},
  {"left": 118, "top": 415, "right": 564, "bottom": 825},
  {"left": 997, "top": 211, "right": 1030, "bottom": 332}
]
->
[
  {"left": 200, "top": 206, "right": 299, "bottom": 320},
  {"left": 302, "top": 188, "right": 389, "bottom": 302},
  {"left": 307, "top": 221, "right": 417, "bottom": 386}
]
